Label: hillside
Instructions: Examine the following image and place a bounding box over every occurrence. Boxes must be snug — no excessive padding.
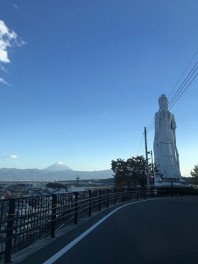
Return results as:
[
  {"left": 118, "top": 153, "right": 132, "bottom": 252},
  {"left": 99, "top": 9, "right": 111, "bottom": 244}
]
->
[{"left": 0, "top": 168, "right": 113, "bottom": 181}]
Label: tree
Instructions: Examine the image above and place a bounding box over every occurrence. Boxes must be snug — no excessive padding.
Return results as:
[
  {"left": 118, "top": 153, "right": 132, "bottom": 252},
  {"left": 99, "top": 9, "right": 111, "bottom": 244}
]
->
[
  {"left": 190, "top": 164, "right": 198, "bottom": 185},
  {"left": 126, "top": 156, "right": 147, "bottom": 188},
  {"left": 111, "top": 159, "right": 129, "bottom": 189},
  {"left": 111, "top": 156, "right": 149, "bottom": 188}
]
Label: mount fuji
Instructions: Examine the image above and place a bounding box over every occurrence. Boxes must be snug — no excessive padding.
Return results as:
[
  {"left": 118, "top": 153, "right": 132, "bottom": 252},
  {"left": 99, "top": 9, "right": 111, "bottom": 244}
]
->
[{"left": 44, "top": 161, "right": 72, "bottom": 171}]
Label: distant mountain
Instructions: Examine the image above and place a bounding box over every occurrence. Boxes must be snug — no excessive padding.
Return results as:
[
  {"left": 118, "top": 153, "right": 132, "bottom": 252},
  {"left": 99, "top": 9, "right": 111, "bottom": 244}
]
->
[
  {"left": 44, "top": 161, "right": 72, "bottom": 171},
  {"left": 0, "top": 168, "right": 113, "bottom": 181}
]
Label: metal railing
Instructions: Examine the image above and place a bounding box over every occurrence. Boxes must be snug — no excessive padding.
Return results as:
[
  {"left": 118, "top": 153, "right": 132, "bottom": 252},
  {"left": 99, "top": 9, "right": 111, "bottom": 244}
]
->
[{"left": 0, "top": 189, "right": 157, "bottom": 263}]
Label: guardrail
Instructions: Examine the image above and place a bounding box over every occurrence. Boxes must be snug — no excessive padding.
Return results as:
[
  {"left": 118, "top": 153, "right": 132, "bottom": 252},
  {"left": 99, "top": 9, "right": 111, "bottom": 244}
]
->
[{"left": 0, "top": 189, "right": 157, "bottom": 263}]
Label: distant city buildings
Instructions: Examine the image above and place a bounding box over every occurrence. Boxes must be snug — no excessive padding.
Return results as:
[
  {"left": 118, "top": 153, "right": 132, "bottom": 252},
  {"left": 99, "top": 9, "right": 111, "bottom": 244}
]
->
[{"left": 0, "top": 179, "right": 114, "bottom": 199}]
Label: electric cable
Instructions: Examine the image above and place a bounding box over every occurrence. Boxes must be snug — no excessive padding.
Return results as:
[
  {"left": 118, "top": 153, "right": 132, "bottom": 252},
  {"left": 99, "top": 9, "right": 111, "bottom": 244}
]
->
[
  {"left": 168, "top": 48, "right": 198, "bottom": 98},
  {"left": 169, "top": 61, "right": 198, "bottom": 108},
  {"left": 137, "top": 133, "right": 144, "bottom": 156},
  {"left": 146, "top": 49, "right": 198, "bottom": 134}
]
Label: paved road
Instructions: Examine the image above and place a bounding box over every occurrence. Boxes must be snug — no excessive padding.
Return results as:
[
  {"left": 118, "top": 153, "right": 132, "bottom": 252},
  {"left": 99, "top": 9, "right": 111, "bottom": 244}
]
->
[{"left": 19, "top": 197, "right": 198, "bottom": 264}]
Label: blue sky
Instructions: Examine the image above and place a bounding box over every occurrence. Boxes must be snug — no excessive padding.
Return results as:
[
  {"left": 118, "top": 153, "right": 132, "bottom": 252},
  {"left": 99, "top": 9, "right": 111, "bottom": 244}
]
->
[{"left": 0, "top": 0, "right": 198, "bottom": 176}]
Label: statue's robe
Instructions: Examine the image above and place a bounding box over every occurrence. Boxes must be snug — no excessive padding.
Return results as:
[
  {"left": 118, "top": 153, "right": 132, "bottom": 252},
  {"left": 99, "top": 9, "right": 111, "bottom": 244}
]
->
[{"left": 154, "top": 110, "right": 181, "bottom": 179}]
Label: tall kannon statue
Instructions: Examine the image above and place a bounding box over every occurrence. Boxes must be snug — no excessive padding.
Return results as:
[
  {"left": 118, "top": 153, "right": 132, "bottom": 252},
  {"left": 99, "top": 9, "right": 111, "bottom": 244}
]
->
[{"left": 153, "top": 94, "right": 181, "bottom": 180}]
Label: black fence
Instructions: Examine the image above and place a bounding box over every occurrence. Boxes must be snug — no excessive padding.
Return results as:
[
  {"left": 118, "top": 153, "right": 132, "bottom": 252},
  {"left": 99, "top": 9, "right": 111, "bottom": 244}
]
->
[
  {"left": 0, "top": 189, "right": 156, "bottom": 263},
  {"left": 157, "top": 186, "right": 198, "bottom": 196}
]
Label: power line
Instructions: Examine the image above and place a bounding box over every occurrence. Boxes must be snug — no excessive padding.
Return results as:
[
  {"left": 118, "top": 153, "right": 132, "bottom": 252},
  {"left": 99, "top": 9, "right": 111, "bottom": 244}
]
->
[
  {"left": 169, "top": 71, "right": 198, "bottom": 110},
  {"left": 137, "top": 132, "right": 144, "bottom": 156},
  {"left": 146, "top": 49, "right": 198, "bottom": 134},
  {"left": 168, "top": 48, "right": 198, "bottom": 98},
  {"left": 169, "top": 61, "right": 198, "bottom": 109},
  {"left": 146, "top": 117, "right": 155, "bottom": 132},
  {"left": 147, "top": 122, "right": 155, "bottom": 134}
]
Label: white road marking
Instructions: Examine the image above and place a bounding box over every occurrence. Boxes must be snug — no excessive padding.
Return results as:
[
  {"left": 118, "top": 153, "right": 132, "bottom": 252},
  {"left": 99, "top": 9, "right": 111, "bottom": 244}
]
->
[{"left": 42, "top": 198, "right": 159, "bottom": 264}]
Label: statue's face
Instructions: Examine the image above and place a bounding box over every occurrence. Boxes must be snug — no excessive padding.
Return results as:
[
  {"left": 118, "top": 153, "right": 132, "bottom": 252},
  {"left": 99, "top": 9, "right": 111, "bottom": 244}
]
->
[{"left": 159, "top": 96, "right": 168, "bottom": 110}]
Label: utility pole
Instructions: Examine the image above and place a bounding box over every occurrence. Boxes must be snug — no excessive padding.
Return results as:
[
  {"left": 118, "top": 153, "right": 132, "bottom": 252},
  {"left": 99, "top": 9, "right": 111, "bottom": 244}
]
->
[
  {"left": 144, "top": 127, "right": 150, "bottom": 193},
  {"left": 150, "top": 150, "right": 154, "bottom": 186}
]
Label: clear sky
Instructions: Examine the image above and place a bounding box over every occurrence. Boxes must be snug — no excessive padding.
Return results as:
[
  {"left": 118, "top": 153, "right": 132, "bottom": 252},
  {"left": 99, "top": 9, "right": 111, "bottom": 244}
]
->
[{"left": 0, "top": 0, "right": 198, "bottom": 176}]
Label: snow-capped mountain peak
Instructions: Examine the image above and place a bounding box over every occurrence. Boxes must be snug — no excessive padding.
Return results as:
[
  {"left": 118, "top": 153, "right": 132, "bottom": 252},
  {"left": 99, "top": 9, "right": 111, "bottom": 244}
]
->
[{"left": 44, "top": 161, "right": 72, "bottom": 171}]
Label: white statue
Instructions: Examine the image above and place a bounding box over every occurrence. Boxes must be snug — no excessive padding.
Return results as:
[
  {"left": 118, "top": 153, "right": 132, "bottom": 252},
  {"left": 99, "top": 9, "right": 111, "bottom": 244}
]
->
[{"left": 153, "top": 94, "right": 181, "bottom": 180}]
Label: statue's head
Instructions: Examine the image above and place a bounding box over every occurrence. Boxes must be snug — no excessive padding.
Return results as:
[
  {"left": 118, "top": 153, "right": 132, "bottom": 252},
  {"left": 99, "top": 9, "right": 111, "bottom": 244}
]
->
[{"left": 158, "top": 94, "right": 168, "bottom": 110}]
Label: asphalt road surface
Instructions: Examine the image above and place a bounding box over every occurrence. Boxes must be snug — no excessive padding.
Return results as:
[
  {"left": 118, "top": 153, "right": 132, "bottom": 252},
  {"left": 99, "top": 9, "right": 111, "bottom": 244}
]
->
[{"left": 19, "top": 196, "right": 198, "bottom": 264}]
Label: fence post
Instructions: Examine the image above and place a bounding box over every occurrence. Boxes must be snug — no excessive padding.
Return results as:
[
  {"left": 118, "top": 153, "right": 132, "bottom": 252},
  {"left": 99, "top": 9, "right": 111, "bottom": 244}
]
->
[
  {"left": 51, "top": 194, "right": 57, "bottom": 238},
  {"left": 114, "top": 189, "right": 117, "bottom": 205},
  {"left": 121, "top": 188, "right": 124, "bottom": 203},
  {"left": 129, "top": 188, "right": 132, "bottom": 201},
  {"left": 105, "top": 189, "right": 109, "bottom": 208},
  {"left": 98, "top": 189, "right": 101, "bottom": 211},
  {"left": 127, "top": 188, "right": 131, "bottom": 201},
  {"left": 88, "top": 190, "right": 92, "bottom": 217},
  {"left": 126, "top": 188, "right": 128, "bottom": 201},
  {"left": 74, "top": 192, "right": 78, "bottom": 225},
  {"left": 4, "top": 198, "right": 15, "bottom": 264}
]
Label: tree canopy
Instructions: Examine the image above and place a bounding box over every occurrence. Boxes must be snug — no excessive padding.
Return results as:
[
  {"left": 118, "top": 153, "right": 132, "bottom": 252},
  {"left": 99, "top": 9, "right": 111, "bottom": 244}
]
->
[
  {"left": 190, "top": 164, "right": 198, "bottom": 185},
  {"left": 111, "top": 156, "right": 151, "bottom": 188}
]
